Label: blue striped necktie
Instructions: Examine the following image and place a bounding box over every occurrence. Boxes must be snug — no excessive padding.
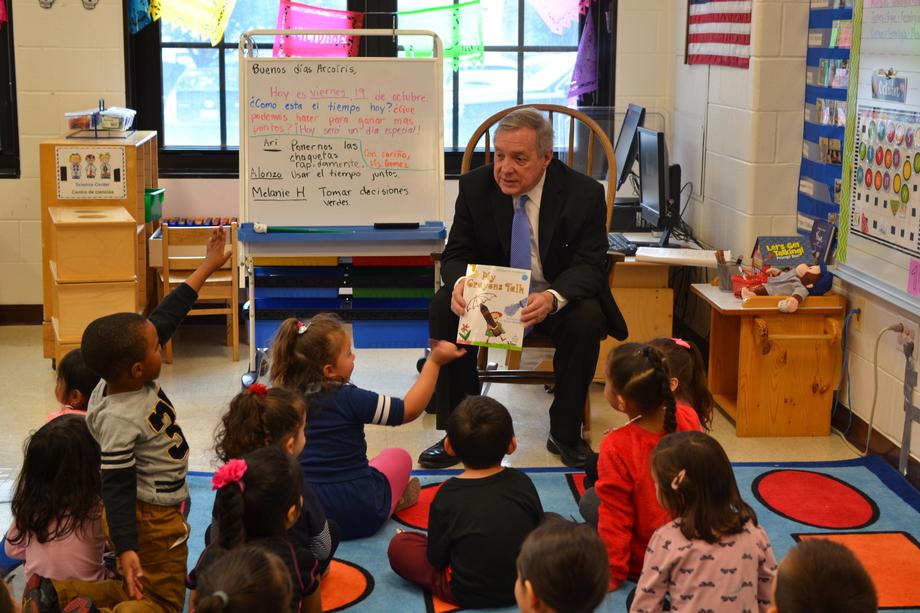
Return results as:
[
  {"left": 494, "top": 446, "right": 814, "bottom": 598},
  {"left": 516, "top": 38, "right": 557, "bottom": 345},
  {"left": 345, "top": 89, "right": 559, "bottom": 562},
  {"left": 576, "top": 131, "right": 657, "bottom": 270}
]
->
[{"left": 509, "top": 195, "right": 532, "bottom": 270}]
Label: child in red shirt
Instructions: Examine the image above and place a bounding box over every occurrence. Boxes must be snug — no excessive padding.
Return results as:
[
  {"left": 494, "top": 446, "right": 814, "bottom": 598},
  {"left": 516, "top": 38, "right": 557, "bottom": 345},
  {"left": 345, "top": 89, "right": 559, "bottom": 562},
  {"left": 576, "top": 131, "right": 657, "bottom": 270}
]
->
[{"left": 589, "top": 343, "right": 704, "bottom": 590}]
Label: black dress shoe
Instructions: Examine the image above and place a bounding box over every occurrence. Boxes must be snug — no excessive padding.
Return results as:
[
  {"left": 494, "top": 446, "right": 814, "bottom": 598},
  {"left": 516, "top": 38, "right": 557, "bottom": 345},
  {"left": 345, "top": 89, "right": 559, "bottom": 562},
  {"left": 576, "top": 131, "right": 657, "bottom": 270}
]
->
[
  {"left": 418, "top": 438, "right": 461, "bottom": 469},
  {"left": 546, "top": 434, "right": 592, "bottom": 468}
]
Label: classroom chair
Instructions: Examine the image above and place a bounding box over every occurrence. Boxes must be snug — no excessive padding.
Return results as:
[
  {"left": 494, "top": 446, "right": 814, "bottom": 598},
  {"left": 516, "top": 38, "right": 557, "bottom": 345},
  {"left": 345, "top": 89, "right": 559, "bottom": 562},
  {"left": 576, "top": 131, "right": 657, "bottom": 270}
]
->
[
  {"left": 461, "top": 104, "right": 619, "bottom": 438},
  {"left": 157, "top": 222, "right": 240, "bottom": 362}
]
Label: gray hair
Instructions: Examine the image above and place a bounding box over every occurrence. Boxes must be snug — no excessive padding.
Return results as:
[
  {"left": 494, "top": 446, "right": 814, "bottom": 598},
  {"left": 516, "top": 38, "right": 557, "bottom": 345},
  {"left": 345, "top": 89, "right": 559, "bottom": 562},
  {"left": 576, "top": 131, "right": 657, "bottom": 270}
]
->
[{"left": 495, "top": 107, "right": 554, "bottom": 157}]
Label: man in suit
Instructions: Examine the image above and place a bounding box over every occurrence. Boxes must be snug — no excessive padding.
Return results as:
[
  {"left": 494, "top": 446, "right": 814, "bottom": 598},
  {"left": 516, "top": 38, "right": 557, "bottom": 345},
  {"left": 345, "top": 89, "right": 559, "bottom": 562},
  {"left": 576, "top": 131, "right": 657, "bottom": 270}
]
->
[{"left": 420, "top": 107, "right": 628, "bottom": 469}]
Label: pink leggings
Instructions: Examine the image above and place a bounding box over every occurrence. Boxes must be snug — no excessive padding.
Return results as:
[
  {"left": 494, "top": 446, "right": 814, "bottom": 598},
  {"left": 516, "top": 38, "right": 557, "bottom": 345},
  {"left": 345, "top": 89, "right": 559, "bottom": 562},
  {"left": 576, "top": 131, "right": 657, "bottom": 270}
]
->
[{"left": 369, "top": 447, "right": 413, "bottom": 516}]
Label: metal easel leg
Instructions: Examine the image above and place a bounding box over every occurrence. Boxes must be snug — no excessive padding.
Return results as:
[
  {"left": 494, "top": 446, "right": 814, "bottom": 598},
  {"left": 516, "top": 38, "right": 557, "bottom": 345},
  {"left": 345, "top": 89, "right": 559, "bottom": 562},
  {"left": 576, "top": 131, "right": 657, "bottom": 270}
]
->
[{"left": 900, "top": 342, "right": 920, "bottom": 477}]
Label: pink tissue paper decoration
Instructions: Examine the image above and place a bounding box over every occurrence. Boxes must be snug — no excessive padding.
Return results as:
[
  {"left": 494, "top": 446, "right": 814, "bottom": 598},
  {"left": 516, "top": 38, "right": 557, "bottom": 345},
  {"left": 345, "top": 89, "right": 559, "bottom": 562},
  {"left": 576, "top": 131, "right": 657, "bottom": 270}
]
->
[
  {"left": 909, "top": 259, "right": 920, "bottom": 297},
  {"left": 527, "top": 0, "right": 590, "bottom": 36},
  {"left": 273, "top": 0, "right": 363, "bottom": 58},
  {"left": 0, "top": 0, "right": 7, "bottom": 30},
  {"left": 568, "top": 6, "right": 597, "bottom": 98}
]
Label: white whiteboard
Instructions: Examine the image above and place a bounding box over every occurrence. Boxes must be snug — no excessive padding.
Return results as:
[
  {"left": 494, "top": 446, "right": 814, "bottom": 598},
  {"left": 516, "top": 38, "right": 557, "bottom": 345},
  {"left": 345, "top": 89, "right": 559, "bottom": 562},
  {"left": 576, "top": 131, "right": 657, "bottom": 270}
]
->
[
  {"left": 838, "top": 0, "right": 920, "bottom": 314},
  {"left": 239, "top": 30, "right": 444, "bottom": 227}
]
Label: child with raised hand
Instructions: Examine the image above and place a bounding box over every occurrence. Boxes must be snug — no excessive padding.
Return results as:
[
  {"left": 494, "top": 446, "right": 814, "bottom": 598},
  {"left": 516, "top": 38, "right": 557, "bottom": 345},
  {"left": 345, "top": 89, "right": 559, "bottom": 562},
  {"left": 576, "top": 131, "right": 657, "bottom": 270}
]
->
[
  {"left": 269, "top": 314, "right": 465, "bottom": 540},
  {"left": 515, "top": 518, "right": 609, "bottom": 613},
  {"left": 630, "top": 432, "right": 777, "bottom": 612},
  {"left": 388, "top": 396, "right": 544, "bottom": 609},
  {"left": 770, "top": 538, "right": 876, "bottom": 613},
  {"left": 213, "top": 384, "right": 338, "bottom": 574},
  {"left": 6, "top": 415, "right": 107, "bottom": 583},
  {"left": 582, "top": 343, "right": 703, "bottom": 591},
  {"left": 193, "top": 545, "right": 293, "bottom": 613},
  {"left": 189, "top": 446, "right": 320, "bottom": 613},
  {"left": 647, "top": 337, "right": 713, "bottom": 430},
  {"left": 45, "top": 349, "right": 100, "bottom": 422},
  {"left": 27, "top": 227, "right": 232, "bottom": 612}
]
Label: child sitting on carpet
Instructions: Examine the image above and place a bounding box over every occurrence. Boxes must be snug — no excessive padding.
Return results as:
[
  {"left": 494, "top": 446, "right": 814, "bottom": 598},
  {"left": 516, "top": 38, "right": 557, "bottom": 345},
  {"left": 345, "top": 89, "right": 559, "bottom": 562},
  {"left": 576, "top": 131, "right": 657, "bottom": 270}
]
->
[
  {"left": 214, "top": 383, "right": 339, "bottom": 575},
  {"left": 515, "top": 518, "right": 609, "bottom": 613},
  {"left": 194, "top": 545, "right": 293, "bottom": 613},
  {"left": 582, "top": 343, "right": 702, "bottom": 591},
  {"left": 189, "top": 447, "right": 321, "bottom": 613},
  {"left": 5, "top": 415, "right": 107, "bottom": 583},
  {"left": 582, "top": 337, "right": 712, "bottom": 490},
  {"left": 771, "top": 539, "right": 877, "bottom": 613},
  {"left": 630, "top": 431, "right": 777, "bottom": 612},
  {"left": 269, "top": 314, "right": 465, "bottom": 540},
  {"left": 45, "top": 349, "right": 100, "bottom": 422},
  {"left": 387, "top": 396, "right": 544, "bottom": 609}
]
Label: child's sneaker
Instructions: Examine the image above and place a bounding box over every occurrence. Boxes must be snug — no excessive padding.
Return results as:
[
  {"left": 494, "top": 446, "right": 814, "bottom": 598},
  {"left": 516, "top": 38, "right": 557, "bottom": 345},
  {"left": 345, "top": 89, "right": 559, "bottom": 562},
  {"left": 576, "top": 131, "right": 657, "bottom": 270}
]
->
[
  {"left": 22, "top": 574, "right": 59, "bottom": 613},
  {"left": 62, "top": 597, "right": 100, "bottom": 613},
  {"left": 395, "top": 477, "right": 421, "bottom": 511}
]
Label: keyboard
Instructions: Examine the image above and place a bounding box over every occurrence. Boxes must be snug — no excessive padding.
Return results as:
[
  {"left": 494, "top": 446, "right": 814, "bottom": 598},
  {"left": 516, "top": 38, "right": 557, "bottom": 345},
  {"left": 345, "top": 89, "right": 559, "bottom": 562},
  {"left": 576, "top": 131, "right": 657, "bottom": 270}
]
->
[{"left": 607, "top": 232, "right": 638, "bottom": 256}]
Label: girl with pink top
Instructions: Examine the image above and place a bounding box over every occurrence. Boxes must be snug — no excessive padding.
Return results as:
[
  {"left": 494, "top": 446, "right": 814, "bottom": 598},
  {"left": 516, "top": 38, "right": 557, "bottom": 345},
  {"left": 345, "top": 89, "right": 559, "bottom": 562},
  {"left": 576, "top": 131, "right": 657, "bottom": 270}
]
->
[
  {"left": 4, "top": 414, "right": 107, "bottom": 582},
  {"left": 629, "top": 431, "right": 778, "bottom": 613}
]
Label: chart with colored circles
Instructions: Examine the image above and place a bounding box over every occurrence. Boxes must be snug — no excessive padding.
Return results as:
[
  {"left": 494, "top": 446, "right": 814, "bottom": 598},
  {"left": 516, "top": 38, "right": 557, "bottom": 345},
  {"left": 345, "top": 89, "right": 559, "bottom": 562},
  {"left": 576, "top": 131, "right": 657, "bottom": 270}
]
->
[{"left": 850, "top": 106, "right": 920, "bottom": 256}]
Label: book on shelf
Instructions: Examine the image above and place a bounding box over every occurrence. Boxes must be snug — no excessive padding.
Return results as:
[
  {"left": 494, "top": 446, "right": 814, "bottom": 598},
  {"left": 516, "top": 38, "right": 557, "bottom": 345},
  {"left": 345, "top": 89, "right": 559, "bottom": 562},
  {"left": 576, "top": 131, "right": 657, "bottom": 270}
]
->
[
  {"left": 751, "top": 236, "right": 815, "bottom": 270},
  {"left": 809, "top": 218, "right": 837, "bottom": 264},
  {"left": 456, "top": 264, "right": 531, "bottom": 351}
]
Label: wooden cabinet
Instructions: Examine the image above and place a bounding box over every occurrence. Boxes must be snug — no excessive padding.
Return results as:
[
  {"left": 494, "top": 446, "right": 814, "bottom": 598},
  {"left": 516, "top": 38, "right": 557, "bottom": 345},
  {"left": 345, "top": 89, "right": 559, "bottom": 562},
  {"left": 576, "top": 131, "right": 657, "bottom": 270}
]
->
[
  {"left": 692, "top": 283, "right": 845, "bottom": 437},
  {"left": 40, "top": 132, "right": 158, "bottom": 362}
]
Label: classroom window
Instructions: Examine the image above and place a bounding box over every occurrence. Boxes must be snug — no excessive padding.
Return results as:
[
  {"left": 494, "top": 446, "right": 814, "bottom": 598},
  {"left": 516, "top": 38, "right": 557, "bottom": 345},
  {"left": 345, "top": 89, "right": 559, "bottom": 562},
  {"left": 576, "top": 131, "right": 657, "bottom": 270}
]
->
[
  {"left": 0, "top": 2, "right": 20, "bottom": 179},
  {"left": 127, "top": 0, "right": 613, "bottom": 177}
]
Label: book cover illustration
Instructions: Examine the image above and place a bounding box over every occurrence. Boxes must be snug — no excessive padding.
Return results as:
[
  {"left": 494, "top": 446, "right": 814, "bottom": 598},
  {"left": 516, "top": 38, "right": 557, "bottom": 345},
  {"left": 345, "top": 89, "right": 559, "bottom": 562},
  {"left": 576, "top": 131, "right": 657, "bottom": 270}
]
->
[
  {"left": 752, "top": 236, "right": 816, "bottom": 270},
  {"left": 809, "top": 218, "right": 837, "bottom": 264},
  {"left": 456, "top": 264, "right": 530, "bottom": 351}
]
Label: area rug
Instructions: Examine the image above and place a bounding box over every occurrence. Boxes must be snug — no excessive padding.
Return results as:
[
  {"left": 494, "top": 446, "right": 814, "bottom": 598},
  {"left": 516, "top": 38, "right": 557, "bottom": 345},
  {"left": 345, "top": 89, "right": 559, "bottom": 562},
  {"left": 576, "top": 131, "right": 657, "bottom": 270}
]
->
[{"left": 187, "top": 456, "right": 920, "bottom": 612}]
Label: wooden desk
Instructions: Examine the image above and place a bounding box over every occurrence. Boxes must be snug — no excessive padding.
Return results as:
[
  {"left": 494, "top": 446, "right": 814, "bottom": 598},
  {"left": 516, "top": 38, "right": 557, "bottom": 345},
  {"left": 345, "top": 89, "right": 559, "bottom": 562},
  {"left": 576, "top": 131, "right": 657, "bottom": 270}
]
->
[
  {"left": 593, "top": 259, "right": 674, "bottom": 380},
  {"left": 691, "top": 283, "right": 845, "bottom": 437}
]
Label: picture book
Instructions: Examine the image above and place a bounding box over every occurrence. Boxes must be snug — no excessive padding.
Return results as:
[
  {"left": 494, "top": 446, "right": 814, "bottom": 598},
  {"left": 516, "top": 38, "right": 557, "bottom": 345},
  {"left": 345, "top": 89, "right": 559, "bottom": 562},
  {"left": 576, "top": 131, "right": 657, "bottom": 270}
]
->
[
  {"left": 809, "top": 218, "right": 837, "bottom": 264},
  {"left": 456, "top": 264, "right": 531, "bottom": 351},
  {"left": 752, "top": 236, "right": 816, "bottom": 270}
]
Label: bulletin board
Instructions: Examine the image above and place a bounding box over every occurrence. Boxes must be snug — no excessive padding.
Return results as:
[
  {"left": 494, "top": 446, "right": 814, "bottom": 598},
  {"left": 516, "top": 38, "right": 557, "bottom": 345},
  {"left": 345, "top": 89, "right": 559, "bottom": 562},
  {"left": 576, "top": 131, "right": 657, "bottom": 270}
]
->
[
  {"left": 239, "top": 29, "right": 444, "bottom": 227},
  {"left": 836, "top": 0, "right": 920, "bottom": 314}
]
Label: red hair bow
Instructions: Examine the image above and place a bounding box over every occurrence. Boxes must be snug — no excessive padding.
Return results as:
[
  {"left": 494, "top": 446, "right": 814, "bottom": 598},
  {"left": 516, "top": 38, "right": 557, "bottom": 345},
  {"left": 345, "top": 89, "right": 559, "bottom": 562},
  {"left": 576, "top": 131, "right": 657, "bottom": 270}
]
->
[{"left": 248, "top": 383, "right": 268, "bottom": 397}]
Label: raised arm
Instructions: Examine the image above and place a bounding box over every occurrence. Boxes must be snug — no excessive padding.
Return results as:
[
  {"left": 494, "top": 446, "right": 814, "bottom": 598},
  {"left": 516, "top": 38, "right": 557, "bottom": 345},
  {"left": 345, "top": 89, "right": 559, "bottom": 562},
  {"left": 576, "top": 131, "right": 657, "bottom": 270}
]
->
[{"left": 401, "top": 340, "right": 466, "bottom": 422}]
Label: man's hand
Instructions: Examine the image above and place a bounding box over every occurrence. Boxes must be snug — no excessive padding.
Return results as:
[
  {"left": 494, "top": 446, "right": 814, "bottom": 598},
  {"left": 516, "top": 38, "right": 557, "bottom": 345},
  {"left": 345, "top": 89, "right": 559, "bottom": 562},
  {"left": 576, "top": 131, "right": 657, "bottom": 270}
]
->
[
  {"left": 520, "top": 291, "right": 555, "bottom": 327},
  {"left": 118, "top": 550, "right": 145, "bottom": 600},
  {"left": 450, "top": 277, "right": 468, "bottom": 317},
  {"left": 204, "top": 226, "right": 232, "bottom": 272},
  {"left": 428, "top": 340, "right": 466, "bottom": 366}
]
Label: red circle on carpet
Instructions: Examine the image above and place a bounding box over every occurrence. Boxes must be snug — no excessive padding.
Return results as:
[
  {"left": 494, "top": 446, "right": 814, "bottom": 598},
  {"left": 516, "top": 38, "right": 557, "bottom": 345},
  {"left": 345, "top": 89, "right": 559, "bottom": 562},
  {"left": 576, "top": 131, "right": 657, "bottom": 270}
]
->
[
  {"left": 752, "top": 469, "right": 878, "bottom": 529},
  {"left": 393, "top": 482, "right": 445, "bottom": 530}
]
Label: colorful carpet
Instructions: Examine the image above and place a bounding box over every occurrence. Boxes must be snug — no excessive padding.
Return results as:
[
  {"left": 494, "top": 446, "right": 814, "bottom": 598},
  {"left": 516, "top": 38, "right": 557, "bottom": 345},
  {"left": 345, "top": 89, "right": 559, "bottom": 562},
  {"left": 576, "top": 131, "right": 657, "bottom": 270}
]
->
[{"left": 187, "top": 456, "right": 920, "bottom": 612}]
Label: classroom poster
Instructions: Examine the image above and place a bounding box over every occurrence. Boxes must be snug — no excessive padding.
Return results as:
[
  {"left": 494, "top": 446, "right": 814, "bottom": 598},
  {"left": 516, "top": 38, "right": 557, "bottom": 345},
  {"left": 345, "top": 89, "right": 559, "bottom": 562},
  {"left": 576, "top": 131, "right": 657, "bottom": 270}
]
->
[
  {"left": 849, "top": 105, "right": 920, "bottom": 256},
  {"left": 54, "top": 147, "right": 126, "bottom": 200},
  {"left": 456, "top": 264, "right": 530, "bottom": 351}
]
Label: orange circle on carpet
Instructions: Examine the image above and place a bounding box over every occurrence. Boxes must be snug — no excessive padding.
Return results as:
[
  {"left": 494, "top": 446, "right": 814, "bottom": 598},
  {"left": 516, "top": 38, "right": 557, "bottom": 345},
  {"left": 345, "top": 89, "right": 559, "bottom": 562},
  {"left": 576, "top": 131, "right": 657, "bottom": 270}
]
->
[
  {"left": 752, "top": 470, "right": 878, "bottom": 529},
  {"left": 393, "top": 482, "right": 445, "bottom": 530},
  {"left": 320, "top": 559, "right": 374, "bottom": 611}
]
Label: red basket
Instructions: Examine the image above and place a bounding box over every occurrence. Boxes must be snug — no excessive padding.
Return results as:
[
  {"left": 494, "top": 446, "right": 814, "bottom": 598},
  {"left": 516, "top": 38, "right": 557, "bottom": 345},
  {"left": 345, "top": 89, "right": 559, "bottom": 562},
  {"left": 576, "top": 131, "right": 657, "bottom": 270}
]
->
[{"left": 731, "top": 273, "right": 769, "bottom": 298}]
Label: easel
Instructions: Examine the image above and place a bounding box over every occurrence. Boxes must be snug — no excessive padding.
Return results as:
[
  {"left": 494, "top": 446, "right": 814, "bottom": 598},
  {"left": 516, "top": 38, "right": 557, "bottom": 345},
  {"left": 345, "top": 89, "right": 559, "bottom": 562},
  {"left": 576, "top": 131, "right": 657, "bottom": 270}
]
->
[{"left": 899, "top": 341, "right": 920, "bottom": 477}]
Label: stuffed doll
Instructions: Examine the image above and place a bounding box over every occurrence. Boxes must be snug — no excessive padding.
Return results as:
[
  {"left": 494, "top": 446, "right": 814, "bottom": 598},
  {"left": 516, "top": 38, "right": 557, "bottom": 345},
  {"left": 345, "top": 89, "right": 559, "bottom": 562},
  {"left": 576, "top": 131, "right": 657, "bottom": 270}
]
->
[{"left": 740, "top": 260, "right": 833, "bottom": 313}]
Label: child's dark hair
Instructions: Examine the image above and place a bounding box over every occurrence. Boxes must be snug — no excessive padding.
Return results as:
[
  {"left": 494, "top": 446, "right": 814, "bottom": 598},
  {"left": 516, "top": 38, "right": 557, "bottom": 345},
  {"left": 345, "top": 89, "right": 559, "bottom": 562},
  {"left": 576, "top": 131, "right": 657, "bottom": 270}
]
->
[
  {"left": 446, "top": 396, "right": 514, "bottom": 469},
  {"left": 607, "top": 343, "right": 678, "bottom": 433},
  {"left": 269, "top": 314, "right": 348, "bottom": 393},
  {"left": 81, "top": 312, "right": 149, "bottom": 381},
  {"left": 651, "top": 431, "right": 757, "bottom": 544},
  {"left": 647, "top": 337, "right": 713, "bottom": 430},
  {"left": 775, "top": 538, "right": 877, "bottom": 613},
  {"left": 9, "top": 415, "right": 101, "bottom": 545},
  {"left": 57, "top": 348, "right": 101, "bottom": 405},
  {"left": 195, "top": 545, "right": 293, "bottom": 613},
  {"left": 517, "top": 518, "right": 609, "bottom": 613},
  {"left": 214, "top": 386, "right": 307, "bottom": 463},
  {"left": 212, "top": 446, "right": 303, "bottom": 549}
]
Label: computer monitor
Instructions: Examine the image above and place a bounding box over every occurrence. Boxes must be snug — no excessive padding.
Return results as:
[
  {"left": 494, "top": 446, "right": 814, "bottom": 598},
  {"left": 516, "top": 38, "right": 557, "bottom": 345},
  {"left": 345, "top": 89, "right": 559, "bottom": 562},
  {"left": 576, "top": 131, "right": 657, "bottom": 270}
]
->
[
  {"left": 613, "top": 104, "right": 645, "bottom": 190},
  {"left": 637, "top": 127, "right": 675, "bottom": 247}
]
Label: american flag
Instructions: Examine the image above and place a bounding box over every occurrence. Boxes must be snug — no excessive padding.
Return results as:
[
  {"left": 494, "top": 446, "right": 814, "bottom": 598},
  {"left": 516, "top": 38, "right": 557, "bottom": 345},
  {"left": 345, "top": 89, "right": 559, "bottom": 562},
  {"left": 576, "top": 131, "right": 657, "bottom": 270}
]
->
[{"left": 686, "top": 0, "right": 751, "bottom": 69}]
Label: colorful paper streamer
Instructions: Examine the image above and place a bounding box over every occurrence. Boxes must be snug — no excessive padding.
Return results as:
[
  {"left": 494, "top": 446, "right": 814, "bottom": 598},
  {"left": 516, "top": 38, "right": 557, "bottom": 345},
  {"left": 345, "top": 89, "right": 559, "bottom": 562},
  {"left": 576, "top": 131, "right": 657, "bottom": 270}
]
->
[
  {"left": 128, "top": 0, "right": 152, "bottom": 35},
  {"left": 273, "top": 0, "right": 363, "bottom": 58},
  {"left": 568, "top": 6, "right": 597, "bottom": 97},
  {"left": 148, "top": 0, "right": 238, "bottom": 46},
  {"left": 398, "top": 0, "right": 484, "bottom": 71},
  {"left": 526, "top": 0, "right": 590, "bottom": 36},
  {"left": 0, "top": 0, "right": 8, "bottom": 31}
]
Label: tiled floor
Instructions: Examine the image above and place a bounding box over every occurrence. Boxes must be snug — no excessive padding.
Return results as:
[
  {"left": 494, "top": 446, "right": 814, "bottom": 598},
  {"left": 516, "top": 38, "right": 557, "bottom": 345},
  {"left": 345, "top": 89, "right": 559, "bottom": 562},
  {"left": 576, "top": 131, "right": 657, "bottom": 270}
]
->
[{"left": 0, "top": 323, "right": 858, "bottom": 532}]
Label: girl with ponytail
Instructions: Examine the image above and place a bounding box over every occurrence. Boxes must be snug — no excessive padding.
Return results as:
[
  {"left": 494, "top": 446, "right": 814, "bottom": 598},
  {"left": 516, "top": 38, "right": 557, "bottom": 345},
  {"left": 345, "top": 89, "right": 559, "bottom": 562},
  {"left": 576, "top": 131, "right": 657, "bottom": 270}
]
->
[
  {"left": 188, "top": 447, "right": 321, "bottom": 613},
  {"left": 213, "top": 385, "right": 338, "bottom": 576},
  {"left": 193, "top": 545, "right": 293, "bottom": 613},
  {"left": 580, "top": 343, "right": 703, "bottom": 592}
]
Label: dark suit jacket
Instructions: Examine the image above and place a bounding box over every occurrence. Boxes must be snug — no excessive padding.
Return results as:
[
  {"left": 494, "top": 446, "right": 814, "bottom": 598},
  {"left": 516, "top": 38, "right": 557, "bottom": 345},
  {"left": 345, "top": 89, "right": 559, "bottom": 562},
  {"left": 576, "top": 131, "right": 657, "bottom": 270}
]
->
[{"left": 442, "top": 159, "right": 628, "bottom": 340}]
